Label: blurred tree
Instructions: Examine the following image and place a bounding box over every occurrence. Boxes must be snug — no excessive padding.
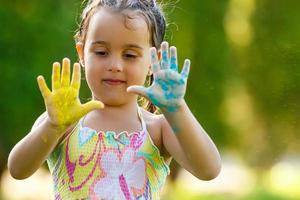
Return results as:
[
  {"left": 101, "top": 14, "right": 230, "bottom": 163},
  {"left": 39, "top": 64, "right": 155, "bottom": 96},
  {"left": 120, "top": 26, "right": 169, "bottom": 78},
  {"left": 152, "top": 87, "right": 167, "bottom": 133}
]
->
[
  {"left": 167, "top": 0, "right": 230, "bottom": 147},
  {"left": 223, "top": 0, "right": 300, "bottom": 169}
]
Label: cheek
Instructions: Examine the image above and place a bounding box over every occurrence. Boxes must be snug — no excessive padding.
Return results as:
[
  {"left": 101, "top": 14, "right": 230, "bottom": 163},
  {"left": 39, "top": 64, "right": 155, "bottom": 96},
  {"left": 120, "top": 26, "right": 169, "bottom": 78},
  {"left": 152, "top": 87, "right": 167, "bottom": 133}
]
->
[
  {"left": 128, "top": 63, "right": 149, "bottom": 84},
  {"left": 85, "top": 56, "right": 106, "bottom": 73},
  {"left": 84, "top": 63, "right": 104, "bottom": 87}
]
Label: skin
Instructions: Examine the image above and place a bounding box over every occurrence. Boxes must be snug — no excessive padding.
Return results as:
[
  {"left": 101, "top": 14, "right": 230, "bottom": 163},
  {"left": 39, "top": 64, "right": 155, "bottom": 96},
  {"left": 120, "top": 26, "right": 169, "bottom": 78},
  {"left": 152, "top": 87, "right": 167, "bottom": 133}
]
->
[
  {"left": 8, "top": 7, "right": 221, "bottom": 181},
  {"left": 37, "top": 59, "right": 104, "bottom": 132},
  {"left": 128, "top": 43, "right": 190, "bottom": 112}
]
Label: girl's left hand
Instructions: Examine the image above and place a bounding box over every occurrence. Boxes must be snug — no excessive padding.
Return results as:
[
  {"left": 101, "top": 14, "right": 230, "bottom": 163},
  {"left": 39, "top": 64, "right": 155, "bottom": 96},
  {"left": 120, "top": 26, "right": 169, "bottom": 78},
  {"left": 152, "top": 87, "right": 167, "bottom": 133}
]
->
[{"left": 127, "top": 42, "right": 190, "bottom": 112}]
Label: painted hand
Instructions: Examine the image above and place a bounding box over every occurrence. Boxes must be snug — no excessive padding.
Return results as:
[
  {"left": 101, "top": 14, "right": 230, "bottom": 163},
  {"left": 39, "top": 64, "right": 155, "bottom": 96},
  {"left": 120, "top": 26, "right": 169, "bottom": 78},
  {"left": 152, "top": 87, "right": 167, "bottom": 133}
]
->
[
  {"left": 37, "top": 58, "right": 104, "bottom": 130},
  {"left": 127, "top": 42, "right": 190, "bottom": 112}
]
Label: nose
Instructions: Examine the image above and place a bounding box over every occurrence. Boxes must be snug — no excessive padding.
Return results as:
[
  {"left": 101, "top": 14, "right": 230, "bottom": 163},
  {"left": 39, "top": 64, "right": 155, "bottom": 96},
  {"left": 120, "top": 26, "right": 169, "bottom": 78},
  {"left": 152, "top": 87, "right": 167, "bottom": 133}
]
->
[{"left": 107, "top": 57, "right": 123, "bottom": 72}]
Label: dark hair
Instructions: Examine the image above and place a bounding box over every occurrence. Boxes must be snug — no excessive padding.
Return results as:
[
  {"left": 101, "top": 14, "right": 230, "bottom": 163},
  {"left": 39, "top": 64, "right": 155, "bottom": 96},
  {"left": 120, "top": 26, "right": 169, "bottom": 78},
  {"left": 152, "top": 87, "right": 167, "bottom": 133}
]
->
[
  {"left": 74, "top": 0, "right": 167, "bottom": 113},
  {"left": 74, "top": 0, "right": 166, "bottom": 49}
]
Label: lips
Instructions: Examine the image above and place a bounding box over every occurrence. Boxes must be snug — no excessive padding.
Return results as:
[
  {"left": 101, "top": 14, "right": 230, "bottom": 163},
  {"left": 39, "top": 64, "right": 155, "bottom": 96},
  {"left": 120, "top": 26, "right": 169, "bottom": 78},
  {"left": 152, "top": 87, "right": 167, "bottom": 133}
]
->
[{"left": 102, "top": 78, "right": 126, "bottom": 86}]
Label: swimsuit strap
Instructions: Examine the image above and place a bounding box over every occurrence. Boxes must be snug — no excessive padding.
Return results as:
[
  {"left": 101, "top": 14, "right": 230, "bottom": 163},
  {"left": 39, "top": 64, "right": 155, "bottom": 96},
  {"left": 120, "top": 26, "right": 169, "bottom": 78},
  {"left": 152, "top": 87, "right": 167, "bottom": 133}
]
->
[
  {"left": 137, "top": 106, "right": 147, "bottom": 133},
  {"left": 80, "top": 114, "right": 87, "bottom": 127}
]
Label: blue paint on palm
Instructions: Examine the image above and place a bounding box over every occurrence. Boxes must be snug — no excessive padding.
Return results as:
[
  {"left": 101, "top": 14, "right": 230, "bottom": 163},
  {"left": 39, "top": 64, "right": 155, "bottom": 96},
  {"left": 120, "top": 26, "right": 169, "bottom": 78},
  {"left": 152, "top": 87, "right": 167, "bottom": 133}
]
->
[
  {"left": 146, "top": 70, "right": 187, "bottom": 112},
  {"left": 148, "top": 92, "right": 164, "bottom": 109},
  {"left": 143, "top": 43, "right": 190, "bottom": 112}
]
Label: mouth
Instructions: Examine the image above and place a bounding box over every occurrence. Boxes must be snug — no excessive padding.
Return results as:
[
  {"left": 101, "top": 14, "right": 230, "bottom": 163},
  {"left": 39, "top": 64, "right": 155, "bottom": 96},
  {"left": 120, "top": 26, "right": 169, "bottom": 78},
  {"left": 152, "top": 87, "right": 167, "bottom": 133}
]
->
[{"left": 102, "top": 79, "right": 126, "bottom": 86}]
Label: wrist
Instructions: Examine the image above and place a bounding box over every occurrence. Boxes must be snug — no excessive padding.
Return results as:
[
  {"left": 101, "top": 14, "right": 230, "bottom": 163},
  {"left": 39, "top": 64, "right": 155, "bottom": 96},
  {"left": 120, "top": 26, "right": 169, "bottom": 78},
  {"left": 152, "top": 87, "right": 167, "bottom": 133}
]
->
[
  {"left": 44, "top": 116, "right": 67, "bottom": 137},
  {"left": 161, "top": 99, "right": 186, "bottom": 113}
]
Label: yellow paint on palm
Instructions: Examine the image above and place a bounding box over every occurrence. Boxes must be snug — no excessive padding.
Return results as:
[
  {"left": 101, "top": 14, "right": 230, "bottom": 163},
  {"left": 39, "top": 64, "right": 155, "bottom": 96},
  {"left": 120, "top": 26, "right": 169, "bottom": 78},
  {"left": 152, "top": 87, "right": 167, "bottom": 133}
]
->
[{"left": 37, "top": 58, "right": 104, "bottom": 137}]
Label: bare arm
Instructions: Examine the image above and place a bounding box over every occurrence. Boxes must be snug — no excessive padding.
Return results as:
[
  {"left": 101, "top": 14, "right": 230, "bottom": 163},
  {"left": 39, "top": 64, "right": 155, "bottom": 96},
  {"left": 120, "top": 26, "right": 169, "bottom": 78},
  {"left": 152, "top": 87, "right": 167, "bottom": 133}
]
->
[
  {"left": 127, "top": 42, "right": 221, "bottom": 180},
  {"left": 8, "top": 58, "right": 103, "bottom": 179},
  {"left": 8, "top": 113, "right": 65, "bottom": 179},
  {"left": 161, "top": 102, "right": 221, "bottom": 180}
]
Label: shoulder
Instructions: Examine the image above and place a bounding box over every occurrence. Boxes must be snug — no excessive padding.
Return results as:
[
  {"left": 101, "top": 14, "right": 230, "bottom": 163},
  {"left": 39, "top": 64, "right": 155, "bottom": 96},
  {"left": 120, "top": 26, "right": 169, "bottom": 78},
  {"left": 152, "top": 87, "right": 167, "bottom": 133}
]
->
[
  {"left": 140, "top": 108, "right": 168, "bottom": 133},
  {"left": 140, "top": 108, "right": 161, "bottom": 124},
  {"left": 140, "top": 109, "right": 170, "bottom": 132}
]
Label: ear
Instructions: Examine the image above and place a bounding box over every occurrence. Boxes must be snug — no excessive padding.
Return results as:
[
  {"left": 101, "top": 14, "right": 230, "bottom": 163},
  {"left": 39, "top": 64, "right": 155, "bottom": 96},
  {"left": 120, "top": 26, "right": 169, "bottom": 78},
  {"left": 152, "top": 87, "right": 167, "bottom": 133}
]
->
[{"left": 76, "top": 42, "right": 85, "bottom": 67}]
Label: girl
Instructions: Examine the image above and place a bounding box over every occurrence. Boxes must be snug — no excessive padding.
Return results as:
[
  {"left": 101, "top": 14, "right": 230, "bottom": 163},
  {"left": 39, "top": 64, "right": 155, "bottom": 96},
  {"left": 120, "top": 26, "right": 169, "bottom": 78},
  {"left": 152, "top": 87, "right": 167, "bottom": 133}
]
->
[{"left": 8, "top": 0, "right": 221, "bottom": 199}]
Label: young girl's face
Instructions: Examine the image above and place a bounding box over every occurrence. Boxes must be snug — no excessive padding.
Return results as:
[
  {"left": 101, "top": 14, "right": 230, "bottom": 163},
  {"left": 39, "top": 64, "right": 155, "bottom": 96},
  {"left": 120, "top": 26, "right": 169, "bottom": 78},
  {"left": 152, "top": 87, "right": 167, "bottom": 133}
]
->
[{"left": 78, "top": 7, "right": 151, "bottom": 106}]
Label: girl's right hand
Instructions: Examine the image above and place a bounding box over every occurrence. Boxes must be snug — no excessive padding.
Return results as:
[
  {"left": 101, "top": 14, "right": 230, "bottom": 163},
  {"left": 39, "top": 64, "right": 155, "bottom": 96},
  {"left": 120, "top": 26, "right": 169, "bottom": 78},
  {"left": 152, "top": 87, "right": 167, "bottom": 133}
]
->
[{"left": 37, "top": 58, "right": 104, "bottom": 132}]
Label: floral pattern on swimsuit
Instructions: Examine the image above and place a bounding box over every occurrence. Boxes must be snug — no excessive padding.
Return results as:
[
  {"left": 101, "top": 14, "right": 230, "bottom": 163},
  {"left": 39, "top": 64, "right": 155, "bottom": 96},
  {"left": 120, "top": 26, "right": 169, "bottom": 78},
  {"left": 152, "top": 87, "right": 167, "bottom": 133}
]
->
[{"left": 47, "top": 115, "right": 170, "bottom": 200}]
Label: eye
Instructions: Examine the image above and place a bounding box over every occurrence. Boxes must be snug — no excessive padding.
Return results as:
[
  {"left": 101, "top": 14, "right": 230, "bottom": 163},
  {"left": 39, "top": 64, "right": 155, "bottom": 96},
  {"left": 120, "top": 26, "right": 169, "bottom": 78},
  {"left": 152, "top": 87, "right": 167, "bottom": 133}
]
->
[
  {"left": 124, "top": 53, "right": 137, "bottom": 59},
  {"left": 95, "top": 51, "right": 108, "bottom": 56},
  {"left": 123, "top": 50, "right": 139, "bottom": 60}
]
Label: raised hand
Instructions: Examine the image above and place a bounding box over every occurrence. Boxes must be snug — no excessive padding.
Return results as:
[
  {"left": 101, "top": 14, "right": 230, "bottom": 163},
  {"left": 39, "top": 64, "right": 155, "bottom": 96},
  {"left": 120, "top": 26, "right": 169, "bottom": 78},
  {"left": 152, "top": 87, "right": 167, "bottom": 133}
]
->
[
  {"left": 127, "top": 42, "right": 190, "bottom": 112},
  {"left": 37, "top": 58, "right": 104, "bottom": 131}
]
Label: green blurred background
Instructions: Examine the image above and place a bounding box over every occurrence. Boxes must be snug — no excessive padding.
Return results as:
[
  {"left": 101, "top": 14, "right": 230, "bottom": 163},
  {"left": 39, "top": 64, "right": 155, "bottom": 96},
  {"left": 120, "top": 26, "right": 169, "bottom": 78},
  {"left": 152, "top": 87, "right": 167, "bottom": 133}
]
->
[{"left": 0, "top": 0, "right": 299, "bottom": 199}]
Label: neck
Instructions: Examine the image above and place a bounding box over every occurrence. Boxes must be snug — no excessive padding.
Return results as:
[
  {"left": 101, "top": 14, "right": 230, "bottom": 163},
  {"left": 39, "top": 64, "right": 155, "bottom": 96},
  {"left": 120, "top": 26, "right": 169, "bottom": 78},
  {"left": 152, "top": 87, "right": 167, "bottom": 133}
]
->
[
  {"left": 98, "top": 101, "right": 139, "bottom": 118},
  {"left": 86, "top": 99, "right": 140, "bottom": 125},
  {"left": 83, "top": 96, "right": 143, "bottom": 133}
]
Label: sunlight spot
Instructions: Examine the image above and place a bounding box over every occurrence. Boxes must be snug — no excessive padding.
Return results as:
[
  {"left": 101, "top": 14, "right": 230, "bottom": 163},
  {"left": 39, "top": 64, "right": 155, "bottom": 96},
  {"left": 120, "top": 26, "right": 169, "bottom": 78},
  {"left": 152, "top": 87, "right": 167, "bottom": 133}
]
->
[
  {"left": 266, "top": 160, "right": 300, "bottom": 198},
  {"left": 1, "top": 168, "right": 53, "bottom": 200},
  {"left": 175, "top": 154, "right": 256, "bottom": 196},
  {"left": 224, "top": 0, "right": 256, "bottom": 47}
]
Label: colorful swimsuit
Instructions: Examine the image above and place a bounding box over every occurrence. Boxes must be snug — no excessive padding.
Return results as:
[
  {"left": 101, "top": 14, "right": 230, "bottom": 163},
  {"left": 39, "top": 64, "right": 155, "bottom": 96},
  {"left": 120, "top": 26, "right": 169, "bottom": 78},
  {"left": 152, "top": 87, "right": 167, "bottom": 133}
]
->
[{"left": 47, "top": 108, "right": 170, "bottom": 200}]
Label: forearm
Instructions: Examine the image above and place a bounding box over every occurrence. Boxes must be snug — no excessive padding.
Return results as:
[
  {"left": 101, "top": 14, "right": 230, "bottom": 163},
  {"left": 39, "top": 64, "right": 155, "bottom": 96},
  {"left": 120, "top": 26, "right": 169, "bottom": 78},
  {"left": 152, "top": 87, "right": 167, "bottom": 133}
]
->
[
  {"left": 162, "top": 101, "right": 221, "bottom": 180},
  {"left": 8, "top": 117, "right": 64, "bottom": 179},
  {"left": 8, "top": 58, "right": 102, "bottom": 180}
]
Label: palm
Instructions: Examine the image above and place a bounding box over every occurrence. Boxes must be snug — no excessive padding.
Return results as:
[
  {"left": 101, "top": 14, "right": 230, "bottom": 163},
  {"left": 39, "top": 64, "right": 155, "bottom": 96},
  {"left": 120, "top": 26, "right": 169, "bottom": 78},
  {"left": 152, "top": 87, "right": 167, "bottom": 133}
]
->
[
  {"left": 37, "top": 58, "right": 103, "bottom": 128},
  {"left": 128, "top": 42, "right": 190, "bottom": 112},
  {"left": 46, "top": 87, "right": 82, "bottom": 126},
  {"left": 145, "top": 69, "right": 187, "bottom": 112}
]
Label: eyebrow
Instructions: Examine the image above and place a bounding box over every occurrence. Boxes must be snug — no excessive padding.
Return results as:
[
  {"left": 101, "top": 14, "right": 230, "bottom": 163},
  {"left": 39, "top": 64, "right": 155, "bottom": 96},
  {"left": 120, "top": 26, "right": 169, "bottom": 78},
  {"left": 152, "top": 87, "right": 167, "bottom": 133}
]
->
[
  {"left": 91, "top": 41, "right": 107, "bottom": 46},
  {"left": 91, "top": 40, "right": 144, "bottom": 50}
]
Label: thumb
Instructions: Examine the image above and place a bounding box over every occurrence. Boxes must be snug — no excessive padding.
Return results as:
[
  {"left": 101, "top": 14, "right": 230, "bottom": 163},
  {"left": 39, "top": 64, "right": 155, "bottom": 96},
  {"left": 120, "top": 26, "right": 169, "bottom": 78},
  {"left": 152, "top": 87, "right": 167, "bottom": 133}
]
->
[
  {"left": 127, "top": 85, "right": 148, "bottom": 98},
  {"left": 82, "top": 100, "right": 104, "bottom": 114}
]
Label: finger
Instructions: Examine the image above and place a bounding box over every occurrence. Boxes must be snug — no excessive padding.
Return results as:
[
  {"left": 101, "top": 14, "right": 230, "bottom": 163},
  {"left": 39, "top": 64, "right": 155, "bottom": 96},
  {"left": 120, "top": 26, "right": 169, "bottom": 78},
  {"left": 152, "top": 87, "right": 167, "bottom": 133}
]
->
[
  {"left": 127, "top": 85, "right": 148, "bottom": 98},
  {"left": 71, "top": 62, "right": 81, "bottom": 91},
  {"left": 82, "top": 100, "right": 104, "bottom": 114},
  {"left": 37, "top": 75, "right": 51, "bottom": 98},
  {"left": 61, "top": 58, "right": 71, "bottom": 87},
  {"left": 52, "top": 62, "right": 61, "bottom": 91},
  {"left": 181, "top": 59, "right": 190, "bottom": 79},
  {"left": 170, "top": 46, "right": 178, "bottom": 71},
  {"left": 150, "top": 47, "right": 160, "bottom": 75},
  {"left": 150, "top": 48, "right": 160, "bottom": 80},
  {"left": 160, "top": 41, "right": 169, "bottom": 70}
]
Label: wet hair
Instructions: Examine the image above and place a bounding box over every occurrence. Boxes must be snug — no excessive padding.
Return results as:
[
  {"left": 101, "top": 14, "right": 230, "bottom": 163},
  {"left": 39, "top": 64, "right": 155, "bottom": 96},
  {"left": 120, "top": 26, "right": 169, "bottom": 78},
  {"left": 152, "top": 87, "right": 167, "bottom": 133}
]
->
[
  {"left": 74, "top": 0, "right": 167, "bottom": 113},
  {"left": 74, "top": 0, "right": 166, "bottom": 49}
]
